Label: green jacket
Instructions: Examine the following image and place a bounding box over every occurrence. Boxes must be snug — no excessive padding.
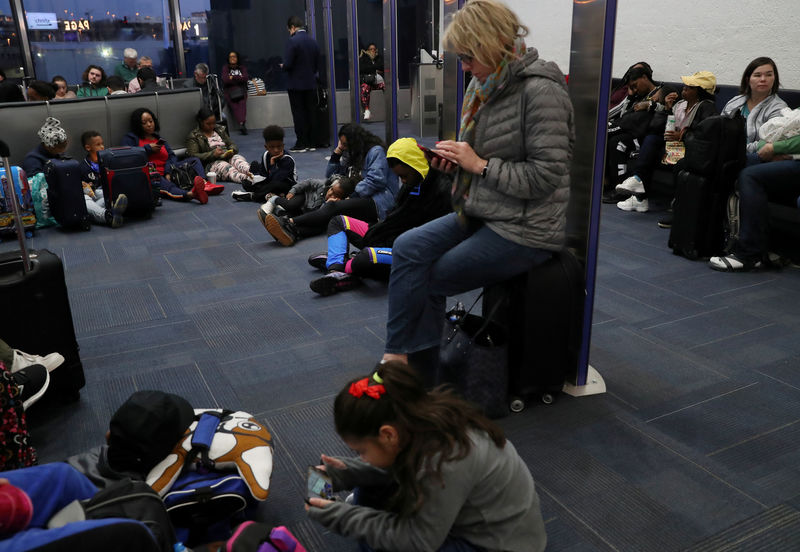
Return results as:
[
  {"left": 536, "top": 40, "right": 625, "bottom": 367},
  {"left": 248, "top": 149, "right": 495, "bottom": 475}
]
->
[
  {"left": 114, "top": 63, "right": 138, "bottom": 84},
  {"left": 185, "top": 125, "right": 239, "bottom": 169},
  {"left": 76, "top": 85, "right": 108, "bottom": 97}
]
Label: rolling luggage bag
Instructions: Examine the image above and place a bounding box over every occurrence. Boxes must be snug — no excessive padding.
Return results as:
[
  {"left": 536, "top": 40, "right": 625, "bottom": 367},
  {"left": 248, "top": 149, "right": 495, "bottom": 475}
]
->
[
  {"left": 482, "top": 249, "right": 585, "bottom": 412},
  {"left": 0, "top": 140, "right": 85, "bottom": 403},
  {"left": 99, "top": 147, "right": 154, "bottom": 218},
  {"left": 44, "top": 158, "right": 91, "bottom": 230},
  {"left": 0, "top": 165, "right": 36, "bottom": 236},
  {"left": 668, "top": 169, "right": 727, "bottom": 260}
]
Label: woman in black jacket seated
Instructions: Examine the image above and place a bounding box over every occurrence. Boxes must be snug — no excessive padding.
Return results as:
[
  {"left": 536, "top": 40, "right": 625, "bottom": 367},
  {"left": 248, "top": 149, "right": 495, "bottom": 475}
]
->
[
  {"left": 122, "top": 108, "right": 208, "bottom": 204},
  {"left": 359, "top": 43, "right": 384, "bottom": 120}
]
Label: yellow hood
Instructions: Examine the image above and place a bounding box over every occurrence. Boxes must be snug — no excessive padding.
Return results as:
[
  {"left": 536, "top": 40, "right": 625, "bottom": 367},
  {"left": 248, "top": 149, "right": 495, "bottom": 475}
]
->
[{"left": 386, "top": 137, "right": 429, "bottom": 181}]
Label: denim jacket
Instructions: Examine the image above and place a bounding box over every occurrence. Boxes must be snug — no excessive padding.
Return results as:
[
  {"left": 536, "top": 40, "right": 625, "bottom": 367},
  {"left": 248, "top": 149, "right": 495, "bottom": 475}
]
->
[{"left": 325, "top": 144, "right": 398, "bottom": 220}]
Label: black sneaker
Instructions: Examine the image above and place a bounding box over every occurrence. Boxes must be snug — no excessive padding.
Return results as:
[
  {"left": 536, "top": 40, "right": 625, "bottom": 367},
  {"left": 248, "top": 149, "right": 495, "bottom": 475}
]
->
[
  {"left": 262, "top": 213, "right": 298, "bottom": 246},
  {"left": 289, "top": 144, "right": 307, "bottom": 153},
  {"left": 232, "top": 190, "right": 253, "bottom": 202},
  {"left": 308, "top": 252, "right": 328, "bottom": 272},
  {"left": 310, "top": 271, "right": 361, "bottom": 296},
  {"left": 657, "top": 214, "right": 673, "bottom": 229},
  {"left": 13, "top": 364, "right": 50, "bottom": 410}
]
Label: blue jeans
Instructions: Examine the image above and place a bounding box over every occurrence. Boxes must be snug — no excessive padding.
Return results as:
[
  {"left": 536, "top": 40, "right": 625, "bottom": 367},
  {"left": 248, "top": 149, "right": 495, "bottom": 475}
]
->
[
  {"left": 385, "top": 213, "right": 553, "bottom": 354},
  {"left": 735, "top": 159, "right": 800, "bottom": 260}
]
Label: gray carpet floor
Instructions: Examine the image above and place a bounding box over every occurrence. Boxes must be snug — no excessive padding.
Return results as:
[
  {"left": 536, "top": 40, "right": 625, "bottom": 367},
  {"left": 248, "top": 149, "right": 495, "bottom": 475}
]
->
[{"left": 5, "top": 121, "right": 800, "bottom": 551}]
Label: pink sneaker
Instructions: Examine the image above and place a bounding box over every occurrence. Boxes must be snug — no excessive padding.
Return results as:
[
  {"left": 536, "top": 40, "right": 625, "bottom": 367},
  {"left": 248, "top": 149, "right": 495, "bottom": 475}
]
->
[{"left": 192, "top": 176, "right": 209, "bottom": 204}]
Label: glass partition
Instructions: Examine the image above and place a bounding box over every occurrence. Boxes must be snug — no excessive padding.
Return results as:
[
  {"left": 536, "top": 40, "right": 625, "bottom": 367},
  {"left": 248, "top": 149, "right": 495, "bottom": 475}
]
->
[
  {"left": 22, "top": 0, "right": 176, "bottom": 85},
  {"left": 0, "top": 2, "right": 26, "bottom": 81},
  {"left": 205, "top": 0, "right": 304, "bottom": 92}
]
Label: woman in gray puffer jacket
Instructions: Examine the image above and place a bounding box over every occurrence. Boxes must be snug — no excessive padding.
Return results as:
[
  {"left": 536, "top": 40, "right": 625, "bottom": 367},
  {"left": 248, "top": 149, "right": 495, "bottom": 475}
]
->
[{"left": 381, "top": 0, "right": 575, "bottom": 376}]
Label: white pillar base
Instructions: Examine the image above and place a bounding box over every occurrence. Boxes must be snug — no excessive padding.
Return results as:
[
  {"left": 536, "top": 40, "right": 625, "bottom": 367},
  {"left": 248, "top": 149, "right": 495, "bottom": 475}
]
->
[{"left": 563, "top": 365, "right": 606, "bottom": 397}]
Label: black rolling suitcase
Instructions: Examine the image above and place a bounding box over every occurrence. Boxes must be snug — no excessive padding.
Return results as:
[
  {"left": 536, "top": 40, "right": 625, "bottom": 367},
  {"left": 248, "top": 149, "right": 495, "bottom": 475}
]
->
[
  {"left": 668, "top": 169, "right": 728, "bottom": 260},
  {"left": 99, "top": 147, "right": 154, "bottom": 218},
  {"left": 0, "top": 141, "right": 85, "bottom": 402},
  {"left": 483, "top": 249, "right": 585, "bottom": 412},
  {"left": 45, "top": 158, "right": 91, "bottom": 231}
]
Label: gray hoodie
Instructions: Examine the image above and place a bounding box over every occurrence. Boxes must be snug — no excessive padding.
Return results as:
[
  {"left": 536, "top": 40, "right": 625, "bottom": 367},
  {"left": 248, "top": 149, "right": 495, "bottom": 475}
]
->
[
  {"left": 462, "top": 48, "right": 574, "bottom": 251},
  {"left": 721, "top": 93, "right": 788, "bottom": 153},
  {"left": 307, "top": 431, "right": 546, "bottom": 552}
]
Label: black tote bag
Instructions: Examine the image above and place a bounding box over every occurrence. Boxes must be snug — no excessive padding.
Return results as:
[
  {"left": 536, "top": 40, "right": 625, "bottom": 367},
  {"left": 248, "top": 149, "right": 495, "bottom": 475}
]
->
[{"left": 440, "top": 295, "right": 509, "bottom": 419}]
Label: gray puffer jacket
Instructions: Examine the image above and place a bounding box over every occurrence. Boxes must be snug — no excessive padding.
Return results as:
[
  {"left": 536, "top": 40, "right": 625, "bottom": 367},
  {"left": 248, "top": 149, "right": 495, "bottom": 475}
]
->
[{"left": 463, "top": 48, "right": 574, "bottom": 251}]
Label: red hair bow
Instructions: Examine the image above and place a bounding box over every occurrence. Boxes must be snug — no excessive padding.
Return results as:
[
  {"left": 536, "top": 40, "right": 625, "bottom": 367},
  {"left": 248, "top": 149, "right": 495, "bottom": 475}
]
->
[{"left": 349, "top": 378, "right": 386, "bottom": 399}]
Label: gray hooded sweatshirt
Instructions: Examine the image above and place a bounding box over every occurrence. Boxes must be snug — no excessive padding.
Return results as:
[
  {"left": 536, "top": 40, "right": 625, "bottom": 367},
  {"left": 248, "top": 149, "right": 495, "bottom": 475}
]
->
[
  {"left": 462, "top": 48, "right": 574, "bottom": 251},
  {"left": 307, "top": 431, "right": 546, "bottom": 552}
]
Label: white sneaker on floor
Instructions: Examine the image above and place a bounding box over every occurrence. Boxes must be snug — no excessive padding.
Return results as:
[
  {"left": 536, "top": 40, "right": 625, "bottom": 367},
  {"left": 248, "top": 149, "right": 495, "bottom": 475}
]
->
[
  {"left": 363, "top": 109, "right": 371, "bottom": 120},
  {"left": 617, "top": 196, "right": 649, "bottom": 212},
  {"left": 11, "top": 349, "right": 64, "bottom": 373},
  {"left": 616, "top": 175, "right": 645, "bottom": 195}
]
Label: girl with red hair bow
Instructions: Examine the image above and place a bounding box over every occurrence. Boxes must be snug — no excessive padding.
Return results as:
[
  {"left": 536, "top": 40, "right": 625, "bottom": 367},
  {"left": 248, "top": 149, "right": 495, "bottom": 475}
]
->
[{"left": 305, "top": 361, "right": 547, "bottom": 552}]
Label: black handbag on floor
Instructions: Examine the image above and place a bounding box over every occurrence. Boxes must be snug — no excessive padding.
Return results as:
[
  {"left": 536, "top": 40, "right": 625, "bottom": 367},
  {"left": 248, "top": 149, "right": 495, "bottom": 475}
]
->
[{"left": 440, "top": 294, "right": 509, "bottom": 419}]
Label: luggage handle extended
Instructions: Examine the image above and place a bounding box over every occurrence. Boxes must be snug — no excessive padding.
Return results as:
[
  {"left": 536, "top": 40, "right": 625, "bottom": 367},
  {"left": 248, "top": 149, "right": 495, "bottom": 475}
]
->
[{"left": 0, "top": 140, "right": 31, "bottom": 273}]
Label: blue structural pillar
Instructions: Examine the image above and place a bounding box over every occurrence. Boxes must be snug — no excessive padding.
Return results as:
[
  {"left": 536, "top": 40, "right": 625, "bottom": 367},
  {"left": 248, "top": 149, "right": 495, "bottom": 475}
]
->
[
  {"left": 441, "top": 0, "right": 466, "bottom": 140},
  {"left": 382, "top": 0, "right": 399, "bottom": 144},
  {"left": 562, "top": 0, "right": 618, "bottom": 395},
  {"left": 320, "top": 0, "right": 338, "bottom": 146},
  {"left": 346, "top": 0, "right": 361, "bottom": 125}
]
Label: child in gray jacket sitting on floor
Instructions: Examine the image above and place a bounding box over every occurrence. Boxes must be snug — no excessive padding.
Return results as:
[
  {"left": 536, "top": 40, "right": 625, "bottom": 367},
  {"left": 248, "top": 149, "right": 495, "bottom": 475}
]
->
[
  {"left": 305, "top": 362, "right": 547, "bottom": 552},
  {"left": 258, "top": 175, "right": 354, "bottom": 219}
]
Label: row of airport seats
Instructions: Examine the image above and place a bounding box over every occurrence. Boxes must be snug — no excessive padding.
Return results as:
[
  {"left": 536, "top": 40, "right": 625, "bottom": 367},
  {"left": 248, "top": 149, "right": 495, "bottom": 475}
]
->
[
  {"left": 0, "top": 88, "right": 204, "bottom": 166},
  {"left": 614, "top": 80, "right": 800, "bottom": 259}
]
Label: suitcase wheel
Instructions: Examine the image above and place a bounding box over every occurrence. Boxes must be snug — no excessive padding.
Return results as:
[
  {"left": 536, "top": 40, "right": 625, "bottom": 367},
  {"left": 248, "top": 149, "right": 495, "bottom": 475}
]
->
[
  {"left": 509, "top": 397, "right": 525, "bottom": 413},
  {"left": 541, "top": 392, "right": 555, "bottom": 405}
]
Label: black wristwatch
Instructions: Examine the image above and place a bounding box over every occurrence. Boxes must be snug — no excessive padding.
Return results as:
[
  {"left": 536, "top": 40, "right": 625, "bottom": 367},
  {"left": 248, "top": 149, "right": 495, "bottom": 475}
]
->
[{"left": 480, "top": 162, "right": 489, "bottom": 178}]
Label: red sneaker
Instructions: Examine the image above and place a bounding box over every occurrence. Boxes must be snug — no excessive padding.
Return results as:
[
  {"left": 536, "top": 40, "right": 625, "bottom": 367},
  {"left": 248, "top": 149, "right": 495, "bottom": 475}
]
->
[
  {"left": 204, "top": 182, "right": 225, "bottom": 195},
  {"left": 192, "top": 176, "right": 209, "bottom": 204}
]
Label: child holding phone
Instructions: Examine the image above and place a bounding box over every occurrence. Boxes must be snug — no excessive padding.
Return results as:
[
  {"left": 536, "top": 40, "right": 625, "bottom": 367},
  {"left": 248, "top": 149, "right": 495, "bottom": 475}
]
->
[{"left": 305, "top": 362, "right": 546, "bottom": 552}]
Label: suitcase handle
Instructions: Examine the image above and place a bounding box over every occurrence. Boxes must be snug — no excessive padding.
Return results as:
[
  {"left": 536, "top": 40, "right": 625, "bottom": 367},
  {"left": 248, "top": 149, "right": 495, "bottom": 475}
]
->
[{"left": 0, "top": 140, "right": 31, "bottom": 273}]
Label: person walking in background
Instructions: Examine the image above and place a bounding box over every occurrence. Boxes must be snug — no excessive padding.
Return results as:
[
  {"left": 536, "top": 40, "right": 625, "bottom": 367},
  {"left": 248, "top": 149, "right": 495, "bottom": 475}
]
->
[
  {"left": 282, "top": 15, "right": 321, "bottom": 152},
  {"left": 114, "top": 48, "right": 139, "bottom": 86},
  {"left": 222, "top": 51, "right": 249, "bottom": 135},
  {"left": 359, "top": 43, "right": 385, "bottom": 120}
]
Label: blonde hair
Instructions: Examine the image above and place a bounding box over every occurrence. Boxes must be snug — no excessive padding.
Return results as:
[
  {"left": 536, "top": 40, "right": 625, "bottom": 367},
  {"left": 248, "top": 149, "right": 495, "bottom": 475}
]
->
[{"left": 443, "top": 0, "right": 528, "bottom": 68}]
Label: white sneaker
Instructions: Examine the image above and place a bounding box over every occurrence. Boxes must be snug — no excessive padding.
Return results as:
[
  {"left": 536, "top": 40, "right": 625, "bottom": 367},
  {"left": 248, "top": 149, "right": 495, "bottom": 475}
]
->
[
  {"left": 11, "top": 349, "right": 64, "bottom": 373},
  {"left": 363, "top": 109, "right": 371, "bottom": 120},
  {"left": 261, "top": 197, "right": 276, "bottom": 215},
  {"left": 616, "top": 175, "right": 645, "bottom": 195},
  {"left": 616, "top": 196, "right": 649, "bottom": 212}
]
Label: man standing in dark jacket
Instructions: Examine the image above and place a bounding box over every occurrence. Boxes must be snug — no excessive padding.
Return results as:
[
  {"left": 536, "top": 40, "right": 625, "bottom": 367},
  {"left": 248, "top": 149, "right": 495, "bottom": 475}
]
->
[{"left": 282, "top": 15, "right": 321, "bottom": 153}]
